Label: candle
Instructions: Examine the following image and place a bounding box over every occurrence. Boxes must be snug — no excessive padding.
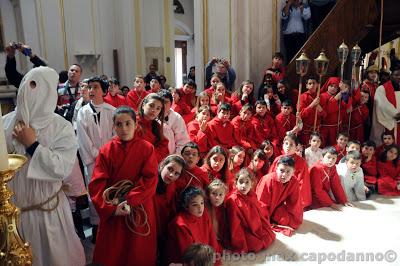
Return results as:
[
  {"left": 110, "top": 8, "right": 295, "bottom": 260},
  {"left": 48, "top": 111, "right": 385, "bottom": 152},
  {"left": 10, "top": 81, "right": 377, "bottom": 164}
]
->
[{"left": 0, "top": 103, "right": 9, "bottom": 171}]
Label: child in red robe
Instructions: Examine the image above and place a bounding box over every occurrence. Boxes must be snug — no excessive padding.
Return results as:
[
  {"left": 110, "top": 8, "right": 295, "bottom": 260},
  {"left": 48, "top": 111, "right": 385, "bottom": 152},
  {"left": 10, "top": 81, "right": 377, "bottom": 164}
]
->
[
  {"left": 204, "top": 73, "right": 221, "bottom": 96},
  {"left": 154, "top": 155, "right": 186, "bottom": 261},
  {"left": 177, "top": 142, "right": 210, "bottom": 193},
  {"left": 201, "top": 146, "right": 231, "bottom": 189},
  {"left": 209, "top": 82, "right": 232, "bottom": 116},
  {"left": 178, "top": 80, "right": 197, "bottom": 108},
  {"left": 333, "top": 132, "right": 349, "bottom": 163},
  {"left": 207, "top": 103, "right": 237, "bottom": 149},
  {"left": 230, "top": 80, "right": 256, "bottom": 117},
  {"left": 377, "top": 144, "right": 400, "bottom": 196},
  {"left": 361, "top": 140, "right": 378, "bottom": 197},
  {"left": 348, "top": 90, "right": 369, "bottom": 143},
  {"left": 89, "top": 106, "right": 158, "bottom": 266},
  {"left": 309, "top": 147, "right": 349, "bottom": 210},
  {"left": 186, "top": 91, "right": 211, "bottom": 123},
  {"left": 228, "top": 146, "right": 246, "bottom": 180},
  {"left": 275, "top": 99, "right": 300, "bottom": 144},
  {"left": 256, "top": 156, "right": 303, "bottom": 236},
  {"left": 103, "top": 77, "right": 127, "bottom": 107},
  {"left": 126, "top": 75, "right": 149, "bottom": 111},
  {"left": 206, "top": 179, "right": 229, "bottom": 248},
  {"left": 187, "top": 106, "right": 212, "bottom": 156},
  {"left": 260, "top": 140, "right": 279, "bottom": 166},
  {"left": 247, "top": 149, "right": 270, "bottom": 186},
  {"left": 226, "top": 168, "right": 276, "bottom": 252},
  {"left": 136, "top": 93, "right": 169, "bottom": 162},
  {"left": 231, "top": 104, "right": 257, "bottom": 151},
  {"left": 251, "top": 100, "right": 279, "bottom": 148},
  {"left": 375, "top": 131, "right": 395, "bottom": 158},
  {"left": 298, "top": 76, "right": 325, "bottom": 145},
  {"left": 269, "top": 133, "right": 311, "bottom": 208},
  {"left": 170, "top": 87, "right": 192, "bottom": 119},
  {"left": 165, "top": 186, "right": 221, "bottom": 264}
]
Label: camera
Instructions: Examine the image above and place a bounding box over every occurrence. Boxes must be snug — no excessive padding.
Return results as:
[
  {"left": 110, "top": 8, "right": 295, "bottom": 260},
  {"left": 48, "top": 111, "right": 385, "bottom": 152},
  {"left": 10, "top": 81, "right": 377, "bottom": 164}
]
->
[{"left": 12, "top": 42, "right": 22, "bottom": 49}]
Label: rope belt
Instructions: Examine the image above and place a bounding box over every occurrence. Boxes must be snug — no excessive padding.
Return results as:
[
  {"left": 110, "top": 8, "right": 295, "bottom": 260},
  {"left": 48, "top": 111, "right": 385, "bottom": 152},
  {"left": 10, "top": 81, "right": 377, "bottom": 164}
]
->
[
  {"left": 21, "top": 185, "right": 66, "bottom": 212},
  {"left": 102, "top": 179, "right": 150, "bottom": 237}
]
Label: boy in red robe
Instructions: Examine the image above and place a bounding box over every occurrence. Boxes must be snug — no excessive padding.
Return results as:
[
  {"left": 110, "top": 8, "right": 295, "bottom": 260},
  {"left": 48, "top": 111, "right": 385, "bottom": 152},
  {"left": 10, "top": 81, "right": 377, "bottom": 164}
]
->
[
  {"left": 178, "top": 80, "right": 197, "bottom": 108},
  {"left": 348, "top": 90, "right": 369, "bottom": 143},
  {"left": 333, "top": 132, "right": 349, "bottom": 163},
  {"left": 377, "top": 144, "right": 400, "bottom": 196},
  {"left": 207, "top": 103, "right": 238, "bottom": 149},
  {"left": 226, "top": 168, "right": 276, "bottom": 252},
  {"left": 269, "top": 133, "right": 311, "bottom": 208},
  {"left": 275, "top": 99, "right": 300, "bottom": 143},
  {"left": 309, "top": 146, "right": 349, "bottom": 210},
  {"left": 89, "top": 106, "right": 158, "bottom": 266},
  {"left": 299, "top": 76, "right": 326, "bottom": 145},
  {"left": 375, "top": 131, "right": 395, "bottom": 157},
  {"left": 256, "top": 156, "right": 303, "bottom": 236},
  {"left": 251, "top": 100, "right": 279, "bottom": 148},
  {"left": 263, "top": 52, "right": 286, "bottom": 83},
  {"left": 126, "top": 75, "right": 149, "bottom": 111},
  {"left": 320, "top": 78, "right": 351, "bottom": 146},
  {"left": 231, "top": 104, "right": 257, "bottom": 151},
  {"left": 361, "top": 140, "right": 378, "bottom": 197},
  {"left": 103, "top": 77, "right": 127, "bottom": 107}
]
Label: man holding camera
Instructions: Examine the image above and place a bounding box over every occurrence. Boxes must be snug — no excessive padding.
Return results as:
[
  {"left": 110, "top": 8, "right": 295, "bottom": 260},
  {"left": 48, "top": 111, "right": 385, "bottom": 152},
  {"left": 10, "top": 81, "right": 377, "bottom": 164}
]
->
[
  {"left": 57, "top": 64, "right": 83, "bottom": 117},
  {"left": 281, "top": 0, "right": 311, "bottom": 63},
  {"left": 5, "top": 42, "right": 47, "bottom": 88},
  {"left": 205, "top": 57, "right": 236, "bottom": 92}
]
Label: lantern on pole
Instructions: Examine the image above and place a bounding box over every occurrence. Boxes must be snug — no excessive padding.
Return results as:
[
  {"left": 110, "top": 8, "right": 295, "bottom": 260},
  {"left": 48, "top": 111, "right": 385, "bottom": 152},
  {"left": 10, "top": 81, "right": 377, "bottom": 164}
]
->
[
  {"left": 337, "top": 41, "right": 349, "bottom": 80},
  {"left": 313, "top": 50, "right": 329, "bottom": 132},
  {"left": 347, "top": 44, "right": 362, "bottom": 135},
  {"left": 295, "top": 51, "right": 310, "bottom": 120}
]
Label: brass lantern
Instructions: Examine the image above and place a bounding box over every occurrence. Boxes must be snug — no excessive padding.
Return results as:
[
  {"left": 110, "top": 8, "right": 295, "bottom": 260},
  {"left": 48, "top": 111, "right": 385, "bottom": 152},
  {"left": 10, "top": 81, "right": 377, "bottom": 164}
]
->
[
  {"left": 337, "top": 41, "right": 349, "bottom": 64},
  {"left": 295, "top": 51, "right": 311, "bottom": 76},
  {"left": 314, "top": 50, "right": 330, "bottom": 76}
]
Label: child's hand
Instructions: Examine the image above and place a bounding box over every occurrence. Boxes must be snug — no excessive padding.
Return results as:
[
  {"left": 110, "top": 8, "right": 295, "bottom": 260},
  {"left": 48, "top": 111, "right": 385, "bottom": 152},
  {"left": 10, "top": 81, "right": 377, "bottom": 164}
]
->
[
  {"left": 364, "top": 185, "right": 370, "bottom": 193},
  {"left": 344, "top": 202, "right": 354, "bottom": 207},
  {"left": 114, "top": 201, "right": 131, "bottom": 216},
  {"left": 330, "top": 203, "right": 343, "bottom": 211},
  {"left": 316, "top": 105, "right": 323, "bottom": 113},
  {"left": 310, "top": 97, "right": 320, "bottom": 108},
  {"left": 200, "top": 119, "right": 208, "bottom": 132}
]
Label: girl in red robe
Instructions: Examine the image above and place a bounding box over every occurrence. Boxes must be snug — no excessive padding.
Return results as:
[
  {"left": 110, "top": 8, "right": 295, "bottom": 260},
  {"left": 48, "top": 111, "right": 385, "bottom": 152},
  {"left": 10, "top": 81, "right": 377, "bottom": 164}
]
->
[
  {"left": 230, "top": 80, "right": 255, "bottom": 117},
  {"left": 186, "top": 106, "right": 212, "bottom": 156},
  {"left": 170, "top": 87, "right": 192, "bottom": 120},
  {"left": 126, "top": 75, "right": 149, "bottom": 112},
  {"left": 225, "top": 168, "right": 276, "bottom": 253},
  {"left": 231, "top": 104, "right": 257, "bottom": 151},
  {"left": 269, "top": 133, "right": 311, "bottom": 208},
  {"left": 89, "top": 106, "right": 158, "bottom": 266},
  {"left": 165, "top": 186, "right": 221, "bottom": 264},
  {"left": 177, "top": 142, "right": 210, "bottom": 193},
  {"left": 136, "top": 93, "right": 169, "bottom": 162},
  {"left": 247, "top": 149, "right": 269, "bottom": 186},
  {"left": 206, "top": 179, "right": 229, "bottom": 248},
  {"left": 256, "top": 156, "right": 303, "bottom": 236},
  {"left": 260, "top": 140, "right": 279, "bottom": 166},
  {"left": 377, "top": 144, "right": 400, "bottom": 196},
  {"left": 209, "top": 82, "right": 232, "bottom": 116},
  {"left": 201, "top": 146, "right": 232, "bottom": 189},
  {"left": 228, "top": 146, "right": 246, "bottom": 179},
  {"left": 204, "top": 73, "right": 222, "bottom": 96},
  {"left": 251, "top": 100, "right": 279, "bottom": 149},
  {"left": 154, "top": 155, "right": 186, "bottom": 260}
]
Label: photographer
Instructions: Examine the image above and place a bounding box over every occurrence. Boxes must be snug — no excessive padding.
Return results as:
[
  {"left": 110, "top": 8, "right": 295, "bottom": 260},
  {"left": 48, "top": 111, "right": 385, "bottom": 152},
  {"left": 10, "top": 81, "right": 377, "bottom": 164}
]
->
[
  {"left": 205, "top": 57, "right": 236, "bottom": 92},
  {"left": 4, "top": 42, "right": 47, "bottom": 88},
  {"left": 57, "top": 64, "right": 82, "bottom": 117}
]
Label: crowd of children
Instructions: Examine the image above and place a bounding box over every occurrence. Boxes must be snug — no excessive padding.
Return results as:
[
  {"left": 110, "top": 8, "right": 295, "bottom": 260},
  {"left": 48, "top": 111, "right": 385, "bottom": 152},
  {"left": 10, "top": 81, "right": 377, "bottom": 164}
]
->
[{"left": 6, "top": 51, "right": 400, "bottom": 266}]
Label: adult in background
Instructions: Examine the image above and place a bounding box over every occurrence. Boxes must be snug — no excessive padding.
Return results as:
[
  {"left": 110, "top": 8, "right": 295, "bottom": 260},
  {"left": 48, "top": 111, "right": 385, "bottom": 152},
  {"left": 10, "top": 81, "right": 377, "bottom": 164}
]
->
[{"left": 205, "top": 57, "right": 236, "bottom": 92}]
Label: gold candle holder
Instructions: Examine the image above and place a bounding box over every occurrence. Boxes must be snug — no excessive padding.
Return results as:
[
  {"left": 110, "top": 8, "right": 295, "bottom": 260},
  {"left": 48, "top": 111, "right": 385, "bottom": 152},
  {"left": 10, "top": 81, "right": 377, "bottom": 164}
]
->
[{"left": 0, "top": 154, "right": 32, "bottom": 265}]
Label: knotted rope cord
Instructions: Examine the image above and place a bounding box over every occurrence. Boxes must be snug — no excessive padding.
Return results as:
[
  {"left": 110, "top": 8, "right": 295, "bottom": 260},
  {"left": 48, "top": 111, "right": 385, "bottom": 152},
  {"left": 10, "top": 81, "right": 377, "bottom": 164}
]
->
[
  {"left": 21, "top": 185, "right": 66, "bottom": 212},
  {"left": 102, "top": 179, "right": 150, "bottom": 236}
]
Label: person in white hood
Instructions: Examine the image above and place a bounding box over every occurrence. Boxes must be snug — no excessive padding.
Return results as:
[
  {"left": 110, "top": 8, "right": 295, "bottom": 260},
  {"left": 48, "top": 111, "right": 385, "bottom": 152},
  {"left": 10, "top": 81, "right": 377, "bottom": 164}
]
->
[{"left": 2, "top": 66, "right": 85, "bottom": 266}]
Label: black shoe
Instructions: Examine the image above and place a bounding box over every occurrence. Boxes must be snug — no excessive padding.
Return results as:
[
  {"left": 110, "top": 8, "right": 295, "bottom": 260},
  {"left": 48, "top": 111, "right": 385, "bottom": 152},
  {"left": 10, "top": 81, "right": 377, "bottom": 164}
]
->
[
  {"left": 72, "top": 211, "right": 86, "bottom": 240},
  {"left": 91, "top": 225, "right": 98, "bottom": 244}
]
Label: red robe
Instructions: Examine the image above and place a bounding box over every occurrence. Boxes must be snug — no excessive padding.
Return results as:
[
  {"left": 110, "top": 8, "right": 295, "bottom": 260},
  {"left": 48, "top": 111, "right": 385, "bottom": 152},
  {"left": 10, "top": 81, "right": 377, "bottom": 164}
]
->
[
  {"left": 251, "top": 114, "right": 278, "bottom": 147},
  {"left": 298, "top": 91, "right": 326, "bottom": 145},
  {"left": 89, "top": 135, "right": 158, "bottom": 266},
  {"left": 209, "top": 96, "right": 232, "bottom": 116},
  {"left": 126, "top": 89, "right": 149, "bottom": 112},
  {"left": 349, "top": 102, "right": 369, "bottom": 143},
  {"left": 165, "top": 211, "right": 221, "bottom": 264},
  {"left": 175, "top": 166, "right": 210, "bottom": 193},
  {"left": 104, "top": 92, "right": 128, "bottom": 108},
  {"left": 309, "top": 162, "right": 347, "bottom": 209},
  {"left": 256, "top": 172, "right": 303, "bottom": 235},
  {"left": 269, "top": 154, "right": 311, "bottom": 208},
  {"left": 362, "top": 80, "right": 378, "bottom": 100},
  {"left": 207, "top": 117, "right": 237, "bottom": 149},
  {"left": 208, "top": 204, "right": 229, "bottom": 248},
  {"left": 178, "top": 87, "right": 196, "bottom": 108},
  {"left": 319, "top": 91, "right": 351, "bottom": 146},
  {"left": 154, "top": 182, "right": 179, "bottom": 239},
  {"left": 362, "top": 156, "right": 378, "bottom": 185},
  {"left": 230, "top": 94, "right": 253, "bottom": 117},
  {"left": 275, "top": 112, "right": 297, "bottom": 143},
  {"left": 334, "top": 144, "right": 347, "bottom": 163},
  {"left": 172, "top": 101, "right": 193, "bottom": 123},
  {"left": 225, "top": 189, "right": 275, "bottom": 252},
  {"left": 136, "top": 116, "right": 169, "bottom": 162},
  {"left": 201, "top": 164, "right": 232, "bottom": 189},
  {"left": 231, "top": 116, "right": 257, "bottom": 150},
  {"left": 377, "top": 161, "right": 400, "bottom": 196},
  {"left": 186, "top": 120, "right": 210, "bottom": 154}
]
